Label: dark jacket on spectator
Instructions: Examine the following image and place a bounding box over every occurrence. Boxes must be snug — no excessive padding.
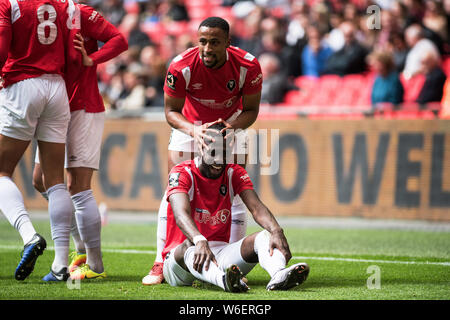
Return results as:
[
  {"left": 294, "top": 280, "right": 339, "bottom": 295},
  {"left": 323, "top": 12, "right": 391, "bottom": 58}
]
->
[{"left": 416, "top": 66, "right": 447, "bottom": 104}]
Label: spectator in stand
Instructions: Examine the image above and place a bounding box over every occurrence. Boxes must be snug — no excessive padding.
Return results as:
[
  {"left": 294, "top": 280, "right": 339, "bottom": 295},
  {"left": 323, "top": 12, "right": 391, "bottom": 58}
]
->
[
  {"left": 402, "top": 24, "right": 440, "bottom": 80},
  {"left": 123, "top": 13, "right": 153, "bottom": 49},
  {"left": 387, "top": 31, "right": 408, "bottom": 73},
  {"left": 259, "top": 53, "right": 296, "bottom": 105},
  {"left": 416, "top": 50, "right": 447, "bottom": 105},
  {"left": 301, "top": 25, "right": 333, "bottom": 77},
  {"left": 323, "top": 21, "right": 368, "bottom": 76},
  {"left": 115, "top": 63, "right": 147, "bottom": 110},
  {"left": 368, "top": 50, "right": 404, "bottom": 109},
  {"left": 100, "top": 0, "right": 127, "bottom": 26},
  {"left": 163, "top": 0, "right": 190, "bottom": 22},
  {"left": 139, "top": 45, "right": 166, "bottom": 107},
  {"left": 423, "top": 0, "right": 448, "bottom": 45}
]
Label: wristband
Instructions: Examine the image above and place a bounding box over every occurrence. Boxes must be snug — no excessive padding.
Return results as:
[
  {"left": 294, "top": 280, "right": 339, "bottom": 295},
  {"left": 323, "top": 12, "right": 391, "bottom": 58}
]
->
[{"left": 193, "top": 235, "right": 207, "bottom": 245}]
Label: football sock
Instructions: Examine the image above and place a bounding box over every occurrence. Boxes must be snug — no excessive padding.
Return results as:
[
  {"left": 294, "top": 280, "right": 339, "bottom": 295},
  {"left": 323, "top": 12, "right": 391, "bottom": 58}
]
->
[
  {"left": 70, "top": 211, "right": 86, "bottom": 254},
  {"left": 72, "top": 190, "right": 101, "bottom": 249},
  {"left": 155, "top": 192, "right": 168, "bottom": 263},
  {"left": 72, "top": 190, "right": 102, "bottom": 272},
  {"left": 254, "top": 230, "right": 286, "bottom": 277},
  {"left": 229, "top": 195, "right": 247, "bottom": 243},
  {"left": 0, "top": 176, "right": 37, "bottom": 245},
  {"left": 41, "top": 190, "right": 85, "bottom": 253},
  {"left": 48, "top": 183, "right": 73, "bottom": 271},
  {"left": 184, "top": 246, "right": 226, "bottom": 290}
]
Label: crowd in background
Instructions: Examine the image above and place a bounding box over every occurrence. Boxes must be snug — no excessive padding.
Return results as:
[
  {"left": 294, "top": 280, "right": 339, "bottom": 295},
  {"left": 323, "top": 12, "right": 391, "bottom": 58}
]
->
[{"left": 81, "top": 0, "right": 450, "bottom": 116}]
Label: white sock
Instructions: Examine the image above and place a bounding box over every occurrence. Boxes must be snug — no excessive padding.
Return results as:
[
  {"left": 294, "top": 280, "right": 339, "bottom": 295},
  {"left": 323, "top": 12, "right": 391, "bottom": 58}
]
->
[
  {"left": 155, "top": 192, "right": 168, "bottom": 263},
  {"left": 230, "top": 195, "right": 247, "bottom": 243},
  {"left": 42, "top": 190, "right": 85, "bottom": 253},
  {"left": 70, "top": 210, "right": 85, "bottom": 254},
  {"left": 254, "top": 230, "right": 286, "bottom": 277},
  {"left": 184, "top": 246, "right": 226, "bottom": 290},
  {"left": 0, "top": 176, "right": 36, "bottom": 244},
  {"left": 47, "top": 183, "right": 73, "bottom": 270},
  {"left": 72, "top": 190, "right": 101, "bottom": 249}
]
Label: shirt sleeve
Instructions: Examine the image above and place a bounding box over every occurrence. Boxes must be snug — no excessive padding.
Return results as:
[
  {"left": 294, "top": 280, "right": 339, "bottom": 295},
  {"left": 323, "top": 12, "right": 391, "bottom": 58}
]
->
[
  {"left": 163, "top": 62, "right": 187, "bottom": 98},
  {"left": 0, "top": 2, "right": 11, "bottom": 71},
  {"left": 231, "top": 165, "right": 254, "bottom": 196},
  {"left": 166, "top": 166, "right": 192, "bottom": 201},
  {"left": 242, "top": 58, "right": 263, "bottom": 96},
  {"left": 80, "top": 5, "right": 128, "bottom": 65}
]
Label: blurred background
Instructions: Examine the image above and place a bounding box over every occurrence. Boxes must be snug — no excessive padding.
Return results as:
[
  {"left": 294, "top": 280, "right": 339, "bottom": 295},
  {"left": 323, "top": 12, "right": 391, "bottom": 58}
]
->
[{"left": 14, "top": 0, "right": 450, "bottom": 221}]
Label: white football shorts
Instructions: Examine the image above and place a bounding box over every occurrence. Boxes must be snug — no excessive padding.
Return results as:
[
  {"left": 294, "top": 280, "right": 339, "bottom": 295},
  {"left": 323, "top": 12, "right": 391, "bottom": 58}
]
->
[
  {"left": 163, "top": 239, "right": 256, "bottom": 287},
  {"left": 0, "top": 74, "right": 70, "bottom": 143},
  {"left": 168, "top": 110, "right": 249, "bottom": 155},
  {"left": 35, "top": 109, "right": 105, "bottom": 170}
]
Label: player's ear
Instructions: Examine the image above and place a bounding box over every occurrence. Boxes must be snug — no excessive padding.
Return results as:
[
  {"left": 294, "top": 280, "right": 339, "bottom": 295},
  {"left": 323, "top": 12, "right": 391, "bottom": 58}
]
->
[{"left": 226, "top": 36, "right": 231, "bottom": 48}]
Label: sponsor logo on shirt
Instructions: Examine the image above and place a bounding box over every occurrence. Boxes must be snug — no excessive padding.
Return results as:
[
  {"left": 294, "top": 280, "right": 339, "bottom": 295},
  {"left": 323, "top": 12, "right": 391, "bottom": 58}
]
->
[
  {"left": 251, "top": 73, "right": 263, "bottom": 86},
  {"left": 194, "top": 208, "right": 230, "bottom": 226},
  {"left": 240, "top": 173, "right": 250, "bottom": 182},
  {"left": 192, "top": 83, "right": 203, "bottom": 90},
  {"left": 89, "top": 10, "right": 100, "bottom": 23}
]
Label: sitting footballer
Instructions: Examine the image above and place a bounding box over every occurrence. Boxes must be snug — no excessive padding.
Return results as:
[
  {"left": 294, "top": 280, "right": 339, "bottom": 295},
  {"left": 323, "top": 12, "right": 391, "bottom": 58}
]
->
[{"left": 161, "top": 122, "right": 309, "bottom": 292}]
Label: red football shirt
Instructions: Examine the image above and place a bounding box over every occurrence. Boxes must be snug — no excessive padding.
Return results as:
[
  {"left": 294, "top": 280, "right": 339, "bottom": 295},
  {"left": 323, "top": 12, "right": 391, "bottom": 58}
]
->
[
  {"left": 65, "top": 4, "right": 127, "bottom": 113},
  {"left": 162, "top": 158, "right": 254, "bottom": 260},
  {"left": 0, "top": 0, "right": 78, "bottom": 87},
  {"left": 163, "top": 46, "right": 263, "bottom": 124}
]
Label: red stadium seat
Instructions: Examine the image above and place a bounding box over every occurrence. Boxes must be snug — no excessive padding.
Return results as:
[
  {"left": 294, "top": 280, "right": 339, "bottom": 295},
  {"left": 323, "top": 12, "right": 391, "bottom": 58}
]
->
[
  {"left": 400, "top": 73, "right": 426, "bottom": 103},
  {"left": 442, "top": 56, "right": 450, "bottom": 77}
]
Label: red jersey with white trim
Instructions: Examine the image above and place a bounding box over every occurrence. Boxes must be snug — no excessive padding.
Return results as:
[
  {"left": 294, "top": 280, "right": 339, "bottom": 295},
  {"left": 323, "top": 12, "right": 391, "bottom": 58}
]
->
[
  {"left": 163, "top": 46, "right": 263, "bottom": 124},
  {"left": 65, "top": 4, "right": 127, "bottom": 113},
  {"left": 162, "top": 158, "right": 254, "bottom": 260},
  {"left": 0, "top": 0, "right": 78, "bottom": 88}
]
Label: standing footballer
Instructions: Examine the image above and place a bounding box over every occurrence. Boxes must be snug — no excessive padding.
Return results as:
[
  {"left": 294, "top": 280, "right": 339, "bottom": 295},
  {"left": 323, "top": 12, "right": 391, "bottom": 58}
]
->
[{"left": 143, "top": 17, "right": 263, "bottom": 285}]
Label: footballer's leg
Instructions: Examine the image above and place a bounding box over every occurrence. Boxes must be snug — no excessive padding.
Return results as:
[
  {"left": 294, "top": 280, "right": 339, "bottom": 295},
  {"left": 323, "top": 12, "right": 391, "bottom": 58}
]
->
[
  {"left": 241, "top": 230, "right": 309, "bottom": 291},
  {"left": 0, "top": 135, "right": 46, "bottom": 280},
  {"left": 32, "top": 160, "right": 87, "bottom": 270},
  {"left": 39, "top": 140, "right": 73, "bottom": 281},
  {"left": 143, "top": 147, "right": 192, "bottom": 286}
]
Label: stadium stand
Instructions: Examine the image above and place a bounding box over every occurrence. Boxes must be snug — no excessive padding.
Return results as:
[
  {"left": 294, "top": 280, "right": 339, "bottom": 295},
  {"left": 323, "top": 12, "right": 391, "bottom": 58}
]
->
[{"left": 83, "top": 0, "right": 449, "bottom": 119}]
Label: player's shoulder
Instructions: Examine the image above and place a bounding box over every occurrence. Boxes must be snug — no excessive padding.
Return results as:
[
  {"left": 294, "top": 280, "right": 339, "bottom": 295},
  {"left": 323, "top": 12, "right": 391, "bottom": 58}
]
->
[
  {"left": 169, "top": 46, "right": 199, "bottom": 69},
  {"left": 171, "top": 159, "right": 195, "bottom": 174},
  {"left": 227, "top": 164, "right": 250, "bottom": 179},
  {"left": 227, "top": 46, "right": 259, "bottom": 66}
]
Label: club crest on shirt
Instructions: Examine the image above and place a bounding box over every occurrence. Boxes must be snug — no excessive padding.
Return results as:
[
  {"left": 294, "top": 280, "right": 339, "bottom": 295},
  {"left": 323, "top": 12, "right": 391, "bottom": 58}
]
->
[
  {"left": 226, "top": 79, "right": 236, "bottom": 92},
  {"left": 166, "top": 72, "right": 177, "bottom": 90},
  {"left": 219, "top": 184, "right": 227, "bottom": 196},
  {"left": 169, "top": 172, "right": 180, "bottom": 187}
]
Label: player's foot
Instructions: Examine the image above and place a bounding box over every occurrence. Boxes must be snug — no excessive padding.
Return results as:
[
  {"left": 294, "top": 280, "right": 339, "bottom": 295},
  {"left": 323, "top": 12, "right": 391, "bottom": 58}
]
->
[
  {"left": 15, "top": 233, "right": 47, "bottom": 281},
  {"left": 70, "top": 264, "right": 106, "bottom": 280},
  {"left": 266, "top": 263, "right": 309, "bottom": 291},
  {"left": 68, "top": 251, "right": 87, "bottom": 273},
  {"left": 222, "top": 264, "right": 249, "bottom": 293},
  {"left": 142, "top": 262, "right": 164, "bottom": 285},
  {"left": 42, "top": 267, "right": 70, "bottom": 282}
]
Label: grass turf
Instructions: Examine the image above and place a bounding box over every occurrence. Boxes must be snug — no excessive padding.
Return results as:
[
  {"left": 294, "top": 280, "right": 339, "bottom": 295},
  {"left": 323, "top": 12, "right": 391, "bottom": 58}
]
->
[{"left": 0, "top": 218, "right": 449, "bottom": 300}]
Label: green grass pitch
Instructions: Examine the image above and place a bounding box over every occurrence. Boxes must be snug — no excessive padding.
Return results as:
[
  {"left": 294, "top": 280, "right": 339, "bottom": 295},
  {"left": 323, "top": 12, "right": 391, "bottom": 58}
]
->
[{"left": 0, "top": 217, "right": 449, "bottom": 300}]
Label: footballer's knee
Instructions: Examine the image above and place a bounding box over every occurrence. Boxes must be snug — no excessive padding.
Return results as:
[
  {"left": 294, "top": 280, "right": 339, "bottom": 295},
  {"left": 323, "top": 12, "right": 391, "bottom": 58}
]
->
[
  {"left": 240, "top": 233, "right": 259, "bottom": 263},
  {"left": 174, "top": 239, "right": 193, "bottom": 270}
]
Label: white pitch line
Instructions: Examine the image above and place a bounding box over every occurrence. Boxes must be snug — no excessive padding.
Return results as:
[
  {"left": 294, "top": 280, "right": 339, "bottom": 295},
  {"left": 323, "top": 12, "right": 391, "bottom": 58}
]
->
[{"left": 1, "top": 245, "right": 449, "bottom": 267}]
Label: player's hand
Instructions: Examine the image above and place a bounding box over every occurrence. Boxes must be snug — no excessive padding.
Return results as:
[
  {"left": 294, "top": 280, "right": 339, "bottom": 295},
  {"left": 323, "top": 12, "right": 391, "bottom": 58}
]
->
[
  {"left": 0, "top": 76, "right": 4, "bottom": 90},
  {"left": 73, "top": 33, "right": 93, "bottom": 67},
  {"left": 219, "top": 119, "right": 238, "bottom": 148},
  {"left": 269, "top": 229, "right": 292, "bottom": 263},
  {"left": 193, "top": 240, "right": 218, "bottom": 273},
  {"left": 193, "top": 119, "right": 224, "bottom": 156}
]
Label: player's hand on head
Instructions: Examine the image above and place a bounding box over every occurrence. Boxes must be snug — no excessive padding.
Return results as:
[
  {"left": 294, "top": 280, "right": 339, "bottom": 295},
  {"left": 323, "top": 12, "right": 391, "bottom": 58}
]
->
[
  {"left": 269, "top": 229, "right": 292, "bottom": 263},
  {"left": 193, "top": 241, "right": 217, "bottom": 272},
  {"left": 193, "top": 119, "right": 222, "bottom": 155}
]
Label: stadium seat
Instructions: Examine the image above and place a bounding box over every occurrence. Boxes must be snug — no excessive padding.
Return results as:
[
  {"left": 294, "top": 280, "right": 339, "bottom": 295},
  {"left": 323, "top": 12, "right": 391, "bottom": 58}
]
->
[{"left": 400, "top": 73, "right": 425, "bottom": 103}]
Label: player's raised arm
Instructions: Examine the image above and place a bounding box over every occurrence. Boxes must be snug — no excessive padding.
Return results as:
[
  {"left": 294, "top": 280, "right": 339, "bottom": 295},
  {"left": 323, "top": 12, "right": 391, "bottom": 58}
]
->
[{"left": 239, "top": 188, "right": 292, "bottom": 262}]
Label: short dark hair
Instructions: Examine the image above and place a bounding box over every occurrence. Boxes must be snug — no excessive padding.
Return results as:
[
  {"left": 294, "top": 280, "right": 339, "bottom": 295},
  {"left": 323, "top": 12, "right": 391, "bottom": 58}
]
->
[{"left": 198, "top": 17, "right": 230, "bottom": 36}]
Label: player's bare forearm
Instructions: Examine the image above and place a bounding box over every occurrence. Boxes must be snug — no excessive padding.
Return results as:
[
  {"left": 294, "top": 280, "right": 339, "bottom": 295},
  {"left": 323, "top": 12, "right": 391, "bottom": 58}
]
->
[
  {"left": 169, "top": 193, "right": 203, "bottom": 242},
  {"left": 227, "top": 92, "right": 260, "bottom": 130},
  {"left": 240, "top": 189, "right": 283, "bottom": 234},
  {"left": 164, "top": 94, "right": 194, "bottom": 136}
]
